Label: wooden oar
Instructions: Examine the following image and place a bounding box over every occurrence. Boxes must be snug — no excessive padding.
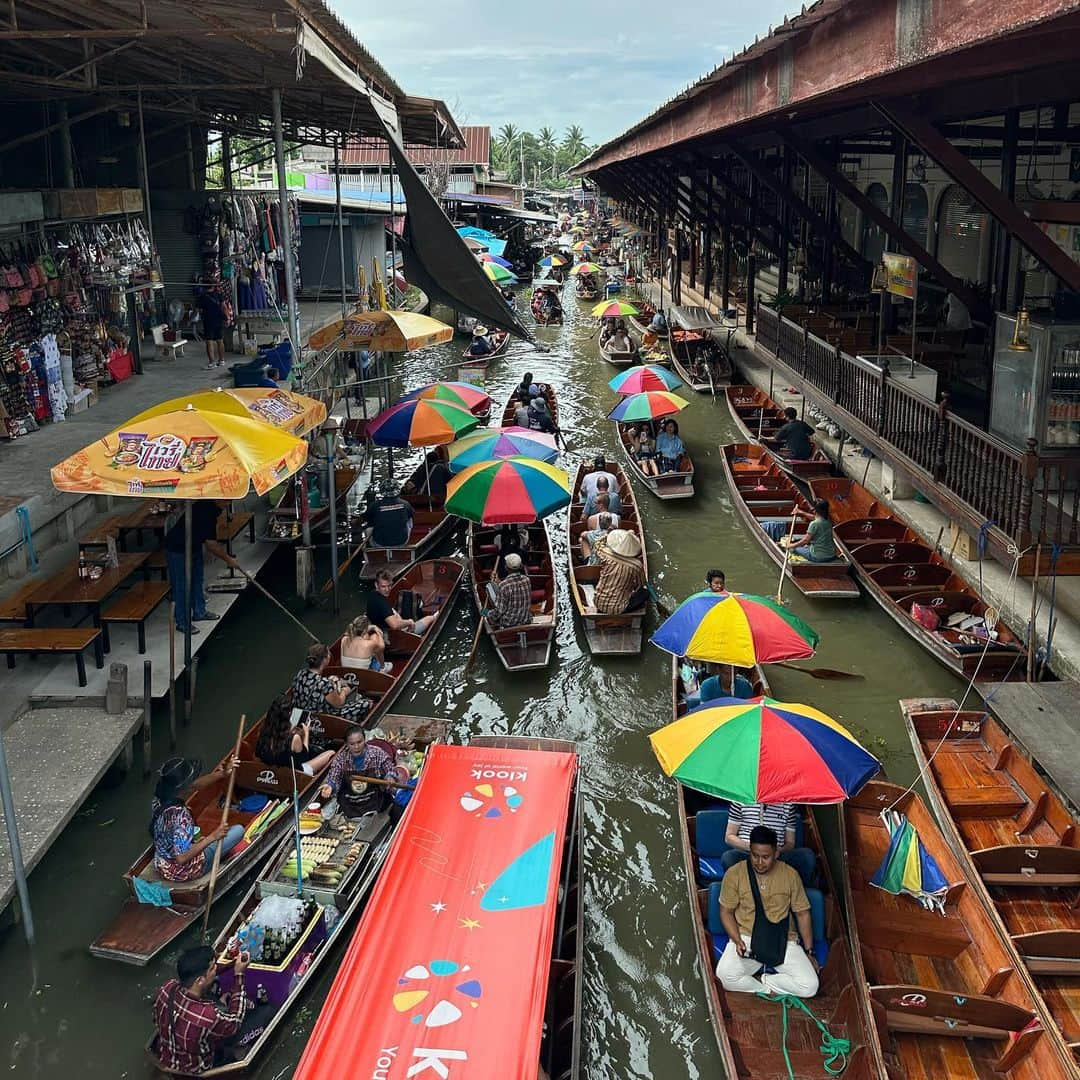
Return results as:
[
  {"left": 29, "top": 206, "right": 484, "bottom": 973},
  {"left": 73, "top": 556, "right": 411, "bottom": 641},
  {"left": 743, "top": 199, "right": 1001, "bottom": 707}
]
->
[
  {"left": 776, "top": 514, "right": 800, "bottom": 604},
  {"left": 222, "top": 554, "right": 320, "bottom": 642},
  {"left": 646, "top": 582, "right": 673, "bottom": 620},
  {"left": 202, "top": 714, "right": 246, "bottom": 940},
  {"left": 461, "top": 614, "right": 486, "bottom": 680},
  {"left": 773, "top": 662, "right": 864, "bottom": 680}
]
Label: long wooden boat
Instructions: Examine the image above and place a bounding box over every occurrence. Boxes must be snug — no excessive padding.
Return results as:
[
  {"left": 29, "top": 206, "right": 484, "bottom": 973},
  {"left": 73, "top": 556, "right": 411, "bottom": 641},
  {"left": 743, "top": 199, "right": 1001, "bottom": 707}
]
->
[
  {"left": 614, "top": 420, "right": 695, "bottom": 500},
  {"left": 459, "top": 328, "right": 510, "bottom": 378},
  {"left": 327, "top": 558, "right": 463, "bottom": 726},
  {"left": 146, "top": 714, "right": 446, "bottom": 1075},
  {"left": 668, "top": 308, "right": 734, "bottom": 392},
  {"left": 809, "top": 476, "right": 1028, "bottom": 677},
  {"left": 467, "top": 519, "right": 556, "bottom": 670},
  {"left": 566, "top": 462, "right": 647, "bottom": 654},
  {"left": 90, "top": 710, "right": 356, "bottom": 966},
  {"left": 263, "top": 466, "right": 360, "bottom": 543},
  {"left": 357, "top": 452, "right": 459, "bottom": 580},
  {"left": 721, "top": 442, "right": 859, "bottom": 599},
  {"left": 531, "top": 286, "right": 564, "bottom": 325},
  {"left": 599, "top": 332, "right": 639, "bottom": 367},
  {"left": 675, "top": 660, "right": 881, "bottom": 1079},
  {"left": 575, "top": 284, "right": 600, "bottom": 302},
  {"left": 903, "top": 698, "right": 1080, "bottom": 1071},
  {"left": 841, "top": 777, "right": 1073, "bottom": 1079},
  {"left": 500, "top": 381, "right": 559, "bottom": 429},
  {"left": 725, "top": 385, "right": 832, "bottom": 482},
  {"left": 472, "top": 735, "right": 583, "bottom": 1080},
  {"left": 628, "top": 299, "right": 666, "bottom": 340}
]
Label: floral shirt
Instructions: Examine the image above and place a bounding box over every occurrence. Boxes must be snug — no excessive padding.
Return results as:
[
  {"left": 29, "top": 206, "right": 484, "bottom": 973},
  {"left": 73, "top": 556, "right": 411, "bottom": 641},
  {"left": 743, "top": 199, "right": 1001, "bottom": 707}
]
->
[
  {"left": 152, "top": 800, "right": 204, "bottom": 882},
  {"left": 290, "top": 666, "right": 369, "bottom": 722}
]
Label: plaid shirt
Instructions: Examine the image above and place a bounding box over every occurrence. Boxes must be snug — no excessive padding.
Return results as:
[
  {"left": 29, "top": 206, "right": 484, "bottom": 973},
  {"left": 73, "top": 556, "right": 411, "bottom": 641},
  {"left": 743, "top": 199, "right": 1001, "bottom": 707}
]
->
[
  {"left": 323, "top": 744, "right": 396, "bottom": 796},
  {"left": 153, "top": 979, "right": 247, "bottom": 1074},
  {"left": 594, "top": 541, "right": 645, "bottom": 614},
  {"left": 489, "top": 571, "right": 533, "bottom": 628}
]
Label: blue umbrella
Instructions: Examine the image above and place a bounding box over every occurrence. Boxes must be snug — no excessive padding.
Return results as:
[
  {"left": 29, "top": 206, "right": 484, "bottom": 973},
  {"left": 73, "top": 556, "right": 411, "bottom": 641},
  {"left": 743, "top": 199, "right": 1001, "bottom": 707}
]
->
[{"left": 870, "top": 809, "right": 949, "bottom": 912}]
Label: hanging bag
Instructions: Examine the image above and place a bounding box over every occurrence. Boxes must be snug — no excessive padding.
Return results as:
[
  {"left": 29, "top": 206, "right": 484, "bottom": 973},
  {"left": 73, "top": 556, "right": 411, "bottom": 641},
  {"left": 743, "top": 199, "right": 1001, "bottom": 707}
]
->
[{"left": 745, "top": 863, "right": 791, "bottom": 968}]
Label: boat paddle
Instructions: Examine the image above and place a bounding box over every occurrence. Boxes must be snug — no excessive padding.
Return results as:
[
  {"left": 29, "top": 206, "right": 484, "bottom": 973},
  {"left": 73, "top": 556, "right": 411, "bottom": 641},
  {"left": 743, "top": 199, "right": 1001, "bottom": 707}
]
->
[
  {"left": 777, "top": 513, "right": 800, "bottom": 605},
  {"left": 202, "top": 714, "right": 246, "bottom": 940},
  {"left": 646, "top": 582, "right": 673, "bottom": 620},
  {"left": 321, "top": 541, "right": 364, "bottom": 594},
  {"left": 219, "top": 552, "right": 320, "bottom": 643},
  {"left": 772, "top": 662, "right": 864, "bottom": 680},
  {"left": 461, "top": 615, "right": 486, "bottom": 681}
]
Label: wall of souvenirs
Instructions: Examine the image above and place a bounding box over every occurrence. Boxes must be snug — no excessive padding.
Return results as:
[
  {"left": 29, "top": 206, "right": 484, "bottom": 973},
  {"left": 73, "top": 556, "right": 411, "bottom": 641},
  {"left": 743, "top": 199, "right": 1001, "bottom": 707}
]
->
[{"left": 0, "top": 214, "right": 159, "bottom": 438}]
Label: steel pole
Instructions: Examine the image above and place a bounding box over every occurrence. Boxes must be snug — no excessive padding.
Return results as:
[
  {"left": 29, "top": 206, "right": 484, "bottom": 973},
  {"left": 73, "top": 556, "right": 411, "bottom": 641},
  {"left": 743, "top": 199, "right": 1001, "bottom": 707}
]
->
[
  {"left": 271, "top": 89, "right": 302, "bottom": 378},
  {"left": 0, "top": 728, "right": 34, "bottom": 945},
  {"left": 136, "top": 89, "right": 154, "bottom": 251},
  {"left": 183, "top": 501, "right": 193, "bottom": 708},
  {"left": 335, "top": 135, "right": 347, "bottom": 321},
  {"left": 326, "top": 429, "right": 340, "bottom": 613}
]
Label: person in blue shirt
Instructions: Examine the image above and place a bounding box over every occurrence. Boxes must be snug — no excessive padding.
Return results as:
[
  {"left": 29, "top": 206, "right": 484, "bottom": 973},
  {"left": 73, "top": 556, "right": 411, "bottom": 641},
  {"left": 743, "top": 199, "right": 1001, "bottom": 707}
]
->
[
  {"left": 656, "top": 419, "right": 685, "bottom": 473},
  {"left": 467, "top": 327, "right": 493, "bottom": 357},
  {"left": 649, "top": 310, "right": 667, "bottom": 332}
]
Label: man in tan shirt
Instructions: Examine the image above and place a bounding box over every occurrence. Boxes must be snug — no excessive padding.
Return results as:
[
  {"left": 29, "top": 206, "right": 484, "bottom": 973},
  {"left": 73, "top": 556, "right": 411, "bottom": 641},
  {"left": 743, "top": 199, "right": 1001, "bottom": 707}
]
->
[{"left": 715, "top": 825, "right": 819, "bottom": 997}]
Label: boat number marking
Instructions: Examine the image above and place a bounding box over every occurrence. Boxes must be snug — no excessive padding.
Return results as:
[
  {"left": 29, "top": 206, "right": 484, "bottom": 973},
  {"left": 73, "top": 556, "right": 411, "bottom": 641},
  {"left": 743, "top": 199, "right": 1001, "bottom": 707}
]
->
[
  {"left": 256, "top": 769, "right": 280, "bottom": 786},
  {"left": 931, "top": 597, "right": 945, "bottom": 606},
  {"left": 884, "top": 545, "right": 897, "bottom": 559},
  {"left": 903, "top": 567, "right": 917, "bottom": 579},
  {"left": 1025, "top": 849, "right": 1039, "bottom": 859},
  {"left": 892, "top": 993, "right": 927, "bottom": 1008}
]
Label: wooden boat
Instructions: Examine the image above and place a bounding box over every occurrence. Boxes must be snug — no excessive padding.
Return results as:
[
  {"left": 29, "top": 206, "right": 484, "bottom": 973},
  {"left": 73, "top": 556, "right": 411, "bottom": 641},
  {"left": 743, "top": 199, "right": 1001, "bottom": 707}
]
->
[
  {"left": 459, "top": 328, "right": 510, "bottom": 378},
  {"left": 841, "top": 777, "right": 1073, "bottom": 1079},
  {"left": 327, "top": 558, "right": 463, "bottom": 726},
  {"left": 471, "top": 735, "right": 582, "bottom": 1080},
  {"left": 567, "top": 462, "right": 647, "bottom": 654},
  {"left": 668, "top": 307, "right": 734, "bottom": 392},
  {"left": 89, "top": 710, "right": 357, "bottom": 966},
  {"left": 599, "top": 331, "right": 639, "bottom": 368},
  {"left": 532, "top": 285, "right": 564, "bottom": 325},
  {"left": 146, "top": 714, "right": 446, "bottom": 1075},
  {"left": 467, "top": 520, "right": 557, "bottom": 670},
  {"left": 575, "top": 283, "right": 600, "bottom": 302},
  {"left": 263, "top": 466, "right": 360, "bottom": 543},
  {"left": 628, "top": 300, "right": 666, "bottom": 340},
  {"left": 500, "top": 381, "right": 559, "bottom": 429},
  {"left": 357, "top": 452, "right": 459, "bottom": 580},
  {"left": 809, "top": 476, "right": 1028, "bottom": 677},
  {"left": 903, "top": 698, "right": 1080, "bottom": 1070},
  {"left": 675, "top": 660, "right": 881, "bottom": 1079},
  {"left": 725, "top": 386, "right": 832, "bottom": 481},
  {"left": 614, "top": 420, "right": 695, "bottom": 500},
  {"left": 721, "top": 443, "right": 859, "bottom": 599}
]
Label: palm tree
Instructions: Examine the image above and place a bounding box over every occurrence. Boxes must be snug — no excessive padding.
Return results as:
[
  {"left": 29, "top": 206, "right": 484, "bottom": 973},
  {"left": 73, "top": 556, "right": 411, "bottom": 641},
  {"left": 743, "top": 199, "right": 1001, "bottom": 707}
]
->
[
  {"left": 537, "top": 126, "right": 557, "bottom": 178},
  {"left": 562, "top": 125, "right": 588, "bottom": 162},
  {"left": 498, "top": 123, "right": 520, "bottom": 152}
]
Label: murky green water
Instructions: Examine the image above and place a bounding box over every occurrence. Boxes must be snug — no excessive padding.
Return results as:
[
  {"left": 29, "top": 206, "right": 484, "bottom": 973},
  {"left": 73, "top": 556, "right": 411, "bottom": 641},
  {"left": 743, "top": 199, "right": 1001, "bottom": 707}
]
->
[{"left": 0, "top": 284, "right": 963, "bottom": 1077}]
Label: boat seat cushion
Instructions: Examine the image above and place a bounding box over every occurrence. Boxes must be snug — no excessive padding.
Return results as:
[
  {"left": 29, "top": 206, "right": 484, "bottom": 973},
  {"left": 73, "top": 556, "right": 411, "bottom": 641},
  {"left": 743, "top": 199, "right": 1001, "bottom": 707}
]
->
[
  {"left": 696, "top": 808, "right": 731, "bottom": 881},
  {"left": 707, "top": 881, "right": 829, "bottom": 968}
]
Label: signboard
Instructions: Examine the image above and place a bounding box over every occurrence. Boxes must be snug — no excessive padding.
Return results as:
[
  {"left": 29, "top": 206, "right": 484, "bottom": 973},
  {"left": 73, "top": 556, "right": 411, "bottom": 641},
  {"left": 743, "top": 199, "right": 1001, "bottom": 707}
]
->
[{"left": 882, "top": 253, "right": 918, "bottom": 300}]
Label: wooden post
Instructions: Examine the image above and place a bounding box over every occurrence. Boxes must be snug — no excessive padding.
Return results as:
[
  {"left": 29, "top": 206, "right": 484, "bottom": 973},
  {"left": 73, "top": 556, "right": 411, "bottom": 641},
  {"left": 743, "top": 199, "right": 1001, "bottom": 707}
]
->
[
  {"left": 777, "top": 146, "right": 791, "bottom": 296},
  {"left": 142, "top": 659, "right": 152, "bottom": 776},
  {"left": 933, "top": 393, "right": 951, "bottom": 481},
  {"left": 746, "top": 255, "right": 756, "bottom": 333},
  {"left": 1017, "top": 438, "right": 1039, "bottom": 552},
  {"left": 833, "top": 343, "right": 843, "bottom": 404}
]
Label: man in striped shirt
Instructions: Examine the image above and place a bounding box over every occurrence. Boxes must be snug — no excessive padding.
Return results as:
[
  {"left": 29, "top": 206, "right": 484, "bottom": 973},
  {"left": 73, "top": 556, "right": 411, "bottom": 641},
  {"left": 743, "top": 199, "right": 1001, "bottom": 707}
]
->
[
  {"left": 594, "top": 529, "right": 646, "bottom": 614},
  {"left": 721, "top": 802, "right": 817, "bottom": 885}
]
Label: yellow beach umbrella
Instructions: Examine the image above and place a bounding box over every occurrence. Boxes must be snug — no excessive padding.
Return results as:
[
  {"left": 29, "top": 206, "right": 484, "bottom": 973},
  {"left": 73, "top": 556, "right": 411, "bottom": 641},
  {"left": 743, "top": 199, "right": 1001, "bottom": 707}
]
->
[
  {"left": 126, "top": 386, "right": 327, "bottom": 437},
  {"left": 307, "top": 309, "right": 453, "bottom": 354}
]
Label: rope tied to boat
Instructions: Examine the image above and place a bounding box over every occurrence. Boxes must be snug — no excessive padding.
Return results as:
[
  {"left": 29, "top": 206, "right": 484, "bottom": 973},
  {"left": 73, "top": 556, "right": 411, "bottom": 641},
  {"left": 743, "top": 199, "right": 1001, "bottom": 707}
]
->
[{"left": 755, "top": 992, "right": 850, "bottom": 1077}]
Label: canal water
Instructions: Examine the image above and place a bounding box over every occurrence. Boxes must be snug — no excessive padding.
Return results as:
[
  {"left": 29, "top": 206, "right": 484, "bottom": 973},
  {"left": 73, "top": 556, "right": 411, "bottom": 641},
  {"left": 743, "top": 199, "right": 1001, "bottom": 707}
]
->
[{"left": 0, "top": 284, "right": 964, "bottom": 1078}]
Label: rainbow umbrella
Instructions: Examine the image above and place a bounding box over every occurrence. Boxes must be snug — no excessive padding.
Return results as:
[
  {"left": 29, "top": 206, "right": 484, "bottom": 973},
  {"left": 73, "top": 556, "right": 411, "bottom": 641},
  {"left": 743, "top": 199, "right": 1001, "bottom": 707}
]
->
[
  {"left": 870, "top": 809, "right": 949, "bottom": 911},
  {"left": 609, "top": 365, "right": 684, "bottom": 395},
  {"left": 480, "top": 254, "right": 514, "bottom": 269},
  {"left": 445, "top": 457, "right": 570, "bottom": 524},
  {"left": 570, "top": 262, "right": 602, "bottom": 276},
  {"left": 607, "top": 390, "right": 688, "bottom": 422},
  {"left": 482, "top": 263, "right": 518, "bottom": 285},
  {"left": 398, "top": 381, "right": 491, "bottom": 417},
  {"left": 591, "top": 300, "right": 640, "bottom": 318},
  {"left": 649, "top": 696, "right": 880, "bottom": 803},
  {"left": 366, "top": 398, "right": 480, "bottom": 448},
  {"left": 537, "top": 255, "right": 566, "bottom": 268},
  {"left": 446, "top": 427, "right": 558, "bottom": 474},
  {"left": 572, "top": 241, "right": 594, "bottom": 253},
  {"left": 650, "top": 591, "right": 819, "bottom": 666}
]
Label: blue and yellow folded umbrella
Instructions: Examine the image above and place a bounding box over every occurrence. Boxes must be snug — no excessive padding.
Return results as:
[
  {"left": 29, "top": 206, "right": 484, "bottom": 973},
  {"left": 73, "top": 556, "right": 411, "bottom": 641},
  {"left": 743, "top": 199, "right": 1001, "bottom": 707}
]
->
[{"left": 870, "top": 809, "right": 949, "bottom": 913}]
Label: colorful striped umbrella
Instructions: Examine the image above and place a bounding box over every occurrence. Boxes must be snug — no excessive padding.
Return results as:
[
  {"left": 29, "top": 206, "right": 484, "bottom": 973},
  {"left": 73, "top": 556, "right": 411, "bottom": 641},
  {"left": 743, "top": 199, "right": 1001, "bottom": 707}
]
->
[
  {"left": 569, "top": 262, "right": 602, "bottom": 276},
  {"left": 446, "top": 427, "right": 558, "bottom": 474},
  {"left": 537, "top": 255, "right": 566, "bottom": 268},
  {"left": 649, "top": 696, "right": 880, "bottom": 803},
  {"left": 445, "top": 456, "right": 570, "bottom": 524},
  {"left": 398, "top": 381, "right": 491, "bottom": 416},
  {"left": 480, "top": 254, "right": 514, "bottom": 269},
  {"left": 482, "top": 263, "right": 518, "bottom": 285},
  {"left": 871, "top": 809, "right": 949, "bottom": 912},
  {"left": 607, "top": 390, "right": 689, "bottom": 422},
  {"left": 572, "top": 241, "right": 594, "bottom": 253},
  {"left": 591, "top": 300, "right": 640, "bottom": 318},
  {"left": 608, "top": 365, "right": 684, "bottom": 395},
  {"left": 366, "top": 398, "right": 480, "bottom": 448},
  {"left": 650, "top": 590, "right": 819, "bottom": 665}
]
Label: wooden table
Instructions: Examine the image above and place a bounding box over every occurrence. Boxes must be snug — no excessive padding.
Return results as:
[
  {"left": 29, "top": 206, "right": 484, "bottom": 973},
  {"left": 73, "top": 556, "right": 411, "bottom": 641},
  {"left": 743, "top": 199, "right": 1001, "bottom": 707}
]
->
[
  {"left": 115, "top": 503, "right": 177, "bottom": 550},
  {"left": 24, "top": 550, "right": 151, "bottom": 651},
  {"left": 1, "top": 627, "right": 105, "bottom": 686}
]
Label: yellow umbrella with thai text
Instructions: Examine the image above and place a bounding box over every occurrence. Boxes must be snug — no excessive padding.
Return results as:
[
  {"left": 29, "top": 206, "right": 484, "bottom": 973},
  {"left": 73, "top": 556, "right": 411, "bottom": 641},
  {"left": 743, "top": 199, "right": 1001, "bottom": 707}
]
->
[
  {"left": 307, "top": 309, "right": 453, "bottom": 354},
  {"left": 125, "top": 386, "right": 327, "bottom": 437}
]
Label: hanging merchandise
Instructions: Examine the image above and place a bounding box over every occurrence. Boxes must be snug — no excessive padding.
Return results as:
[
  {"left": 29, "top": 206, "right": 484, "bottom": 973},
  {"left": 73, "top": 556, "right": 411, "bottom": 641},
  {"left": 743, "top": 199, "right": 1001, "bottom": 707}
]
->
[{"left": 219, "top": 193, "right": 301, "bottom": 316}]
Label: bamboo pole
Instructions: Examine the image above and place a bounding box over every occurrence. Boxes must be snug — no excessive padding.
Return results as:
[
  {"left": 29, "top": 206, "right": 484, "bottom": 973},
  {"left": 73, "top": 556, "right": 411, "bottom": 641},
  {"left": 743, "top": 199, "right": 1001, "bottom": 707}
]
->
[{"left": 202, "top": 714, "right": 246, "bottom": 939}]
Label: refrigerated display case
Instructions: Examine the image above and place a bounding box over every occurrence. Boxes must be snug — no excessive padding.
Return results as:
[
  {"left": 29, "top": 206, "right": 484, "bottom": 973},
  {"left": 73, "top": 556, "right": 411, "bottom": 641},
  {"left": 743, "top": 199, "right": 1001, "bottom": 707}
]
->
[{"left": 989, "top": 313, "right": 1080, "bottom": 451}]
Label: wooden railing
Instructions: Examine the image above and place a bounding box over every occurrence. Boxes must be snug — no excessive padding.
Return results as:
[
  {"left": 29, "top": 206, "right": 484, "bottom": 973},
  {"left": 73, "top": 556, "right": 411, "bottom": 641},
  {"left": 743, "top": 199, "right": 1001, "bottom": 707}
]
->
[{"left": 755, "top": 302, "right": 1080, "bottom": 562}]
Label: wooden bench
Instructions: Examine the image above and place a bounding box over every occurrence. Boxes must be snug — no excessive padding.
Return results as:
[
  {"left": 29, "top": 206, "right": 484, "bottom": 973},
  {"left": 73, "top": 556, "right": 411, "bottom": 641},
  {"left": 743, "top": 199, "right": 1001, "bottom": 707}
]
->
[
  {"left": 145, "top": 550, "right": 169, "bottom": 580},
  {"left": 78, "top": 515, "right": 124, "bottom": 544},
  {"left": 0, "top": 578, "right": 44, "bottom": 623},
  {"left": 0, "top": 627, "right": 105, "bottom": 686},
  {"left": 217, "top": 511, "right": 255, "bottom": 551},
  {"left": 102, "top": 581, "right": 171, "bottom": 653}
]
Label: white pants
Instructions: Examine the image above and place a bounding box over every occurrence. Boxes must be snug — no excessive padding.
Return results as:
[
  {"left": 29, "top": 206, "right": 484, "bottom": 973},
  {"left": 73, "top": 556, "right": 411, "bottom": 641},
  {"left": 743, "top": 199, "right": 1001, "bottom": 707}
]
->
[{"left": 715, "top": 934, "right": 819, "bottom": 998}]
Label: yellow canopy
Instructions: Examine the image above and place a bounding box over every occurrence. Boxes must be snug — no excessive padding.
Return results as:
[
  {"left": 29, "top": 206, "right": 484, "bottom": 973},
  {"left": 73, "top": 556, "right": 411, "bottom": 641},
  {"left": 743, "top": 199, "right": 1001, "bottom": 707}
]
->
[
  {"left": 126, "top": 386, "right": 327, "bottom": 437},
  {"left": 307, "top": 309, "right": 454, "bottom": 354},
  {"left": 51, "top": 402, "right": 308, "bottom": 499}
]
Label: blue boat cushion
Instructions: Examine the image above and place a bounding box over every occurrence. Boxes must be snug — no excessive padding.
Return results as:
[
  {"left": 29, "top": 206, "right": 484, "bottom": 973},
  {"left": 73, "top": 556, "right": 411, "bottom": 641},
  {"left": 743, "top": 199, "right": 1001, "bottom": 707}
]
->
[
  {"left": 707, "top": 882, "right": 829, "bottom": 971},
  {"left": 695, "top": 807, "right": 731, "bottom": 882}
]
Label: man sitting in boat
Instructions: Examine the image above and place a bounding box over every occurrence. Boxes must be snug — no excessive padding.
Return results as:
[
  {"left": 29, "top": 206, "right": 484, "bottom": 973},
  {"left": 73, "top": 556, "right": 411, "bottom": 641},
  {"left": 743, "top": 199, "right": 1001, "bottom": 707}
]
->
[
  {"left": 582, "top": 473, "right": 621, "bottom": 519},
  {"left": 580, "top": 506, "right": 618, "bottom": 565},
  {"left": 290, "top": 644, "right": 370, "bottom": 724},
  {"left": 493, "top": 524, "right": 530, "bottom": 579},
  {"left": 527, "top": 395, "right": 558, "bottom": 439},
  {"left": 467, "top": 326, "right": 493, "bottom": 357},
  {"left": 150, "top": 757, "right": 245, "bottom": 883},
  {"left": 485, "top": 552, "right": 533, "bottom": 629},
  {"left": 649, "top": 310, "right": 667, "bottom": 333},
  {"left": 368, "top": 568, "right": 439, "bottom": 636},
  {"left": 584, "top": 492, "right": 620, "bottom": 534},
  {"left": 319, "top": 728, "right": 402, "bottom": 818},
  {"left": 580, "top": 455, "right": 617, "bottom": 505},
  {"left": 655, "top": 419, "right": 686, "bottom": 473},
  {"left": 775, "top": 407, "right": 816, "bottom": 461},
  {"left": 153, "top": 945, "right": 258, "bottom": 1074},
  {"left": 715, "top": 825, "right": 819, "bottom": 999},
  {"left": 721, "top": 802, "right": 817, "bottom": 885},
  {"left": 364, "top": 486, "right": 413, "bottom": 549},
  {"left": 786, "top": 499, "right": 839, "bottom": 563},
  {"left": 593, "top": 529, "right": 646, "bottom": 615},
  {"left": 609, "top": 325, "right": 633, "bottom": 354}
]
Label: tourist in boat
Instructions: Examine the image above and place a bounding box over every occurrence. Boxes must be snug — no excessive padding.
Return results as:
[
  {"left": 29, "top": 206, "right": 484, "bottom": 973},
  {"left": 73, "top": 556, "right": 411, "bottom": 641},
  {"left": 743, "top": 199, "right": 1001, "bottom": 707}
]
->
[
  {"left": 485, "top": 552, "right": 533, "bottom": 628},
  {"left": 715, "top": 825, "right": 819, "bottom": 998},
  {"left": 705, "top": 568, "right": 727, "bottom": 593},
  {"left": 581, "top": 455, "right": 617, "bottom": 502},
  {"left": 585, "top": 492, "right": 620, "bottom": 533},
  {"left": 493, "top": 524, "right": 530, "bottom": 579},
  {"left": 599, "top": 320, "right": 614, "bottom": 346},
  {"left": 775, "top": 407, "right": 816, "bottom": 461},
  {"left": 290, "top": 643, "right": 370, "bottom": 723},
  {"left": 364, "top": 486, "right": 413, "bottom": 549},
  {"left": 649, "top": 310, "right": 667, "bottom": 333},
  {"left": 632, "top": 425, "right": 659, "bottom": 476},
  {"left": 582, "top": 473, "right": 621, "bottom": 519},
  {"left": 513, "top": 397, "right": 531, "bottom": 427},
  {"left": 787, "top": 499, "right": 839, "bottom": 563},
  {"left": 514, "top": 371, "right": 537, "bottom": 403},
  {"left": 165, "top": 499, "right": 230, "bottom": 636},
  {"left": 656, "top": 419, "right": 686, "bottom": 473},
  {"left": 609, "top": 325, "right": 633, "bottom": 353},
  {"left": 467, "top": 326, "right": 493, "bottom": 358},
  {"left": 150, "top": 756, "right": 245, "bottom": 883},
  {"left": 720, "top": 802, "right": 817, "bottom": 885},
  {"left": 527, "top": 394, "right": 559, "bottom": 439},
  {"left": 594, "top": 529, "right": 647, "bottom": 614},
  {"left": 580, "top": 507, "right": 618, "bottom": 565},
  {"left": 255, "top": 695, "right": 336, "bottom": 775},
  {"left": 153, "top": 945, "right": 261, "bottom": 1074},
  {"left": 368, "top": 568, "right": 439, "bottom": 636},
  {"left": 641, "top": 326, "right": 660, "bottom": 351},
  {"left": 340, "top": 615, "right": 393, "bottom": 674}
]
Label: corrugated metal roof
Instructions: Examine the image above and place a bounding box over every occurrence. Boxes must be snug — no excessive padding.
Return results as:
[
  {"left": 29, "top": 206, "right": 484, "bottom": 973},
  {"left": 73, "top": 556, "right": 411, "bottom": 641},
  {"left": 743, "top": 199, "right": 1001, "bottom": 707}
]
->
[{"left": 343, "top": 126, "right": 490, "bottom": 166}]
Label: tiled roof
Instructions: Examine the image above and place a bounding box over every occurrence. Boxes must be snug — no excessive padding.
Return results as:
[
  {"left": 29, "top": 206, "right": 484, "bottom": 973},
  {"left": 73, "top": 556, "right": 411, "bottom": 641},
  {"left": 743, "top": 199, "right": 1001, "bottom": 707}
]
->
[{"left": 343, "top": 125, "right": 489, "bottom": 166}]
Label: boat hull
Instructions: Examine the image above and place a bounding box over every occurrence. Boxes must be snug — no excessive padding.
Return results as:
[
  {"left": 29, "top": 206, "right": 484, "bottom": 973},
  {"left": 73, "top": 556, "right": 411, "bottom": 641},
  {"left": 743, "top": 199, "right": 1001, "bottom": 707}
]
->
[
  {"left": 614, "top": 421, "right": 695, "bottom": 500},
  {"left": 725, "top": 386, "right": 832, "bottom": 481}
]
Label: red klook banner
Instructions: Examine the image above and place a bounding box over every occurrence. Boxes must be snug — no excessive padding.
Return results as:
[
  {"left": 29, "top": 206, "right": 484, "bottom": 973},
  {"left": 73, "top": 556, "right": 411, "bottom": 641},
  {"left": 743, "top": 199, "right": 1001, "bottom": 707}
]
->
[{"left": 294, "top": 743, "right": 578, "bottom": 1080}]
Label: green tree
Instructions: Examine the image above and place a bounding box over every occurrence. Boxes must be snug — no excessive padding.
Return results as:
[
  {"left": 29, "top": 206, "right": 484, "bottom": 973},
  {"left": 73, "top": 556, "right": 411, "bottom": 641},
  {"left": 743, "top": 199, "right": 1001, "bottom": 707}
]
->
[
  {"left": 562, "top": 125, "right": 588, "bottom": 164},
  {"left": 537, "top": 126, "right": 557, "bottom": 178}
]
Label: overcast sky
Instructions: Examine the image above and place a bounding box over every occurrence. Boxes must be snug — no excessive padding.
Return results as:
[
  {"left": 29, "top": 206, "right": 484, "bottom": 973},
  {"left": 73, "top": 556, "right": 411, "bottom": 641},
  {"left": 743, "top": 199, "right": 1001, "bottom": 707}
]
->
[{"left": 336, "top": 0, "right": 803, "bottom": 148}]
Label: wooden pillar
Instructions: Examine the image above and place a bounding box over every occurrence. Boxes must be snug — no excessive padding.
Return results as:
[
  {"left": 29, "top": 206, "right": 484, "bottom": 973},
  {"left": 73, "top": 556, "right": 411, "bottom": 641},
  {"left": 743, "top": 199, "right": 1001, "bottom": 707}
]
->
[
  {"left": 995, "top": 108, "right": 1019, "bottom": 310},
  {"left": 703, "top": 175, "right": 714, "bottom": 301},
  {"left": 777, "top": 147, "right": 792, "bottom": 295},
  {"left": 885, "top": 133, "right": 907, "bottom": 335}
]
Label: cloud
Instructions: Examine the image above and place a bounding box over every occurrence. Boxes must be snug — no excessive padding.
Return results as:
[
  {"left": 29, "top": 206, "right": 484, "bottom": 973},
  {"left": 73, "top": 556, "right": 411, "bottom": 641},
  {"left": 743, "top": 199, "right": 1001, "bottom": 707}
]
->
[{"left": 330, "top": 0, "right": 805, "bottom": 144}]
